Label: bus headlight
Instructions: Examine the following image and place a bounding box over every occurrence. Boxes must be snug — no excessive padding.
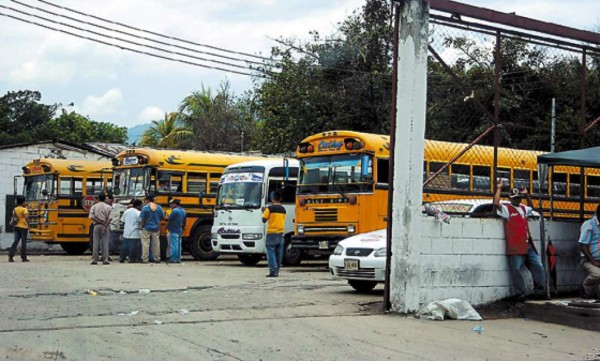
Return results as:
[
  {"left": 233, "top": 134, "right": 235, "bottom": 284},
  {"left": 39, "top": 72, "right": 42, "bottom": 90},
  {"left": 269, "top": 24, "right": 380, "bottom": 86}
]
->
[
  {"left": 374, "top": 247, "right": 387, "bottom": 257},
  {"left": 333, "top": 245, "right": 344, "bottom": 255},
  {"left": 242, "top": 233, "right": 262, "bottom": 240},
  {"left": 348, "top": 225, "right": 355, "bottom": 234},
  {"left": 297, "top": 225, "right": 305, "bottom": 235}
]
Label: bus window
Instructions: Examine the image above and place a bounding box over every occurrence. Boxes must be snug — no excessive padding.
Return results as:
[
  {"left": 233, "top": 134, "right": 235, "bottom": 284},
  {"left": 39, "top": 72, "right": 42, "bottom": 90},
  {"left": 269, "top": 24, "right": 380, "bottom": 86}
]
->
[
  {"left": 532, "top": 171, "right": 549, "bottom": 194},
  {"left": 450, "top": 164, "right": 470, "bottom": 190},
  {"left": 552, "top": 172, "right": 567, "bottom": 197},
  {"left": 496, "top": 168, "right": 511, "bottom": 192},
  {"left": 587, "top": 175, "right": 600, "bottom": 198},
  {"left": 86, "top": 178, "right": 102, "bottom": 196},
  {"left": 377, "top": 158, "right": 389, "bottom": 185},
  {"left": 513, "top": 169, "right": 530, "bottom": 191},
  {"left": 187, "top": 173, "right": 207, "bottom": 194},
  {"left": 427, "top": 162, "right": 450, "bottom": 189},
  {"left": 74, "top": 178, "right": 83, "bottom": 196},
  {"left": 157, "top": 171, "right": 183, "bottom": 193},
  {"left": 60, "top": 178, "right": 72, "bottom": 196},
  {"left": 268, "top": 179, "right": 296, "bottom": 204},
  {"left": 209, "top": 173, "right": 222, "bottom": 194},
  {"left": 473, "top": 166, "right": 491, "bottom": 192},
  {"left": 569, "top": 174, "right": 581, "bottom": 198}
]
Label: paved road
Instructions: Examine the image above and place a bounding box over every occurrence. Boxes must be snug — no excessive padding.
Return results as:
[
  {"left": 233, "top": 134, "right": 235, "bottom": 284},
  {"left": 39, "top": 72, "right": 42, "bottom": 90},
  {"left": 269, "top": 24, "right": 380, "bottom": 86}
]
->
[{"left": 0, "top": 254, "right": 598, "bottom": 361}]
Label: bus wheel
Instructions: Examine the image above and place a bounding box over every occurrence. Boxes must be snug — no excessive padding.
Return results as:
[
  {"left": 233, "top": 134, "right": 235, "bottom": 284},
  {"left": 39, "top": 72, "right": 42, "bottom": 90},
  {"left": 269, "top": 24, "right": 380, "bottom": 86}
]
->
[
  {"left": 348, "top": 280, "right": 377, "bottom": 293},
  {"left": 189, "top": 225, "right": 219, "bottom": 261},
  {"left": 61, "top": 242, "right": 89, "bottom": 255},
  {"left": 282, "top": 236, "right": 302, "bottom": 266},
  {"left": 237, "top": 254, "right": 263, "bottom": 266}
]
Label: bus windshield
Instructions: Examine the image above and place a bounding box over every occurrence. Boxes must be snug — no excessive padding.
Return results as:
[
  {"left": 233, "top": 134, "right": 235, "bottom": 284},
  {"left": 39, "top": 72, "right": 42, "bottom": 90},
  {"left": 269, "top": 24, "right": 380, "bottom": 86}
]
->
[
  {"left": 113, "top": 167, "right": 146, "bottom": 197},
  {"left": 23, "top": 175, "right": 55, "bottom": 201},
  {"left": 298, "top": 154, "right": 373, "bottom": 194},
  {"left": 216, "top": 172, "right": 264, "bottom": 209}
]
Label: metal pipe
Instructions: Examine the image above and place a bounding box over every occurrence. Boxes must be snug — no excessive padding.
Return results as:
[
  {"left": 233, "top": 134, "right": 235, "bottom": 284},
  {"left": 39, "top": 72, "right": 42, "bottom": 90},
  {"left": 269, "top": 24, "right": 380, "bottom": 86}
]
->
[{"left": 493, "top": 32, "right": 501, "bottom": 196}]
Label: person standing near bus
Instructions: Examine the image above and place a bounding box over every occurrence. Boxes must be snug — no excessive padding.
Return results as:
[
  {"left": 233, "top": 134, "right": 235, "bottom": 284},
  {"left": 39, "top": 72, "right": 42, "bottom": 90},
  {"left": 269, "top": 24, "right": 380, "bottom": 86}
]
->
[
  {"left": 140, "top": 195, "right": 164, "bottom": 263},
  {"left": 494, "top": 179, "right": 545, "bottom": 301},
  {"left": 9, "top": 196, "right": 29, "bottom": 263},
  {"left": 578, "top": 203, "right": 600, "bottom": 299},
  {"left": 120, "top": 199, "right": 143, "bottom": 263},
  {"left": 167, "top": 199, "right": 186, "bottom": 263},
  {"left": 89, "top": 193, "right": 112, "bottom": 265},
  {"left": 262, "top": 191, "right": 286, "bottom": 277}
]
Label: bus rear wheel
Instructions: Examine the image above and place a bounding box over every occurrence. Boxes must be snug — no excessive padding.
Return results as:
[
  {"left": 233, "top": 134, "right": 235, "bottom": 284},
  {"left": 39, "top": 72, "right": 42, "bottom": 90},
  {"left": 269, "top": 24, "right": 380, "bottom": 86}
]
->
[
  {"left": 237, "top": 254, "right": 263, "bottom": 266},
  {"left": 189, "top": 225, "right": 219, "bottom": 261},
  {"left": 61, "top": 242, "right": 89, "bottom": 255}
]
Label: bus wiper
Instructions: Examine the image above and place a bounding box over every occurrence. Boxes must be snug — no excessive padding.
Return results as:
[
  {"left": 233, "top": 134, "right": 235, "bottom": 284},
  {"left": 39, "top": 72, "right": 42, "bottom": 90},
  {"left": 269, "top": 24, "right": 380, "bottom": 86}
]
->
[{"left": 331, "top": 176, "right": 346, "bottom": 198}]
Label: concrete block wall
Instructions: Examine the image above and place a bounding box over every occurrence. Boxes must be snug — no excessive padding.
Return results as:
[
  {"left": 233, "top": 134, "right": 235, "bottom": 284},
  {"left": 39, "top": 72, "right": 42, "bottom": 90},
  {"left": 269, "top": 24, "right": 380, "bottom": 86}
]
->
[
  {"left": 0, "top": 144, "right": 110, "bottom": 251},
  {"left": 418, "top": 216, "right": 584, "bottom": 306}
]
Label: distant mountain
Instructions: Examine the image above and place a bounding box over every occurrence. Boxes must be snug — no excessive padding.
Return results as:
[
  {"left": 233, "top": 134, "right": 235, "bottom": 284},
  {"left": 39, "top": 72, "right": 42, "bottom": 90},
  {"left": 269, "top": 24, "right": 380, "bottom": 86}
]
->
[{"left": 127, "top": 123, "right": 150, "bottom": 145}]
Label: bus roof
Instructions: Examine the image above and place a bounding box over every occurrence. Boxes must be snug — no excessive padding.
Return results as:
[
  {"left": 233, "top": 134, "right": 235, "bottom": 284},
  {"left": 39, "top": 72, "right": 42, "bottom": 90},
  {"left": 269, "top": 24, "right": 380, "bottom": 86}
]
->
[
  {"left": 225, "top": 158, "right": 300, "bottom": 172},
  {"left": 23, "top": 158, "right": 112, "bottom": 176},
  {"left": 115, "top": 148, "right": 275, "bottom": 170},
  {"left": 298, "top": 130, "right": 390, "bottom": 156}
]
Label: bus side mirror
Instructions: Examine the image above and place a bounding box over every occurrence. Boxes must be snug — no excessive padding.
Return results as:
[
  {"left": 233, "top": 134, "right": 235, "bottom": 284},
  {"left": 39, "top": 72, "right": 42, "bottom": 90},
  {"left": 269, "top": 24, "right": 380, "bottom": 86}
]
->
[{"left": 42, "top": 189, "right": 48, "bottom": 196}]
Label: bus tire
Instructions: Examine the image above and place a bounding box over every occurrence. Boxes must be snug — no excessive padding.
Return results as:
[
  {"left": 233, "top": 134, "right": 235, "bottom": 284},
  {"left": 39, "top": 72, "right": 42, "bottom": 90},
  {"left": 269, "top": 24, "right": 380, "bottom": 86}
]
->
[
  {"left": 282, "top": 236, "right": 302, "bottom": 266},
  {"left": 60, "top": 242, "right": 89, "bottom": 255},
  {"left": 189, "top": 225, "right": 219, "bottom": 261},
  {"left": 237, "top": 254, "right": 263, "bottom": 266},
  {"left": 348, "top": 280, "right": 377, "bottom": 293}
]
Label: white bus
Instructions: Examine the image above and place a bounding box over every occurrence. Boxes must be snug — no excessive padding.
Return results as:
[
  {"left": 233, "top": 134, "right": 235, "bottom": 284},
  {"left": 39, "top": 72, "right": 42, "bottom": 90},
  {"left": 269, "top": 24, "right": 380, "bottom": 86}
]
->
[{"left": 212, "top": 159, "right": 299, "bottom": 266}]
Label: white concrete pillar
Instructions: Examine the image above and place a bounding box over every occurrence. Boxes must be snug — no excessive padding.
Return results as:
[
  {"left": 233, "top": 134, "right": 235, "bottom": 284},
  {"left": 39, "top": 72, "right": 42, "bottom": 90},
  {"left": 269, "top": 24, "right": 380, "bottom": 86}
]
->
[{"left": 390, "top": 0, "right": 429, "bottom": 314}]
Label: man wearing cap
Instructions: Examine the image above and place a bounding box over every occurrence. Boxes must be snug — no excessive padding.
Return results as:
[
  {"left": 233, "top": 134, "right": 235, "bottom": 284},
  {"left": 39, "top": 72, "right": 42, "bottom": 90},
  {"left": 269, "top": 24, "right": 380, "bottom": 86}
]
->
[
  {"left": 167, "top": 199, "right": 186, "bottom": 263},
  {"left": 494, "top": 179, "right": 545, "bottom": 301},
  {"left": 140, "top": 195, "right": 165, "bottom": 263}
]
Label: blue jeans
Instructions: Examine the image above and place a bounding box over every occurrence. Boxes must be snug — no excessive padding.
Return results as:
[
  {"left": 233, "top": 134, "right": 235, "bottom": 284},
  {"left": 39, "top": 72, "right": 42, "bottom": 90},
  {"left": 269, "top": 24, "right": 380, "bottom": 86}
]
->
[
  {"left": 169, "top": 232, "right": 182, "bottom": 262},
  {"left": 509, "top": 243, "right": 546, "bottom": 297},
  {"left": 9, "top": 227, "right": 28, "bottom": 260},
  {"left": 265, "top": 233, "right": 284, "bottom": 275},
  {"left": 121, "top": 237, "right": 141, "bottom": 262}
]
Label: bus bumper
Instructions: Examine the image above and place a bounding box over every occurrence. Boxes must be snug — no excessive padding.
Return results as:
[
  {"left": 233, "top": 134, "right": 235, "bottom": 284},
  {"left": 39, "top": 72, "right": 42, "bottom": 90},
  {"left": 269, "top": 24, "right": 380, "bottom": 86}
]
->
[{"left": 290, "top": 235, "right": 344, "bottom": 254}]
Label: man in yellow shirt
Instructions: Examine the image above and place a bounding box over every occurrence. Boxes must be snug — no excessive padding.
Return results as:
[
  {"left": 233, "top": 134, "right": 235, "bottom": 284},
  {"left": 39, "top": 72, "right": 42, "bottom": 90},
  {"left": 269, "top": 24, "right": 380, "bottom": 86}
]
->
[
  {"left": 262, "top": 191, "right": 286, "bottom": 277},
  {"left": 9, "top": 196, "right": 29, "bottom": 262}
]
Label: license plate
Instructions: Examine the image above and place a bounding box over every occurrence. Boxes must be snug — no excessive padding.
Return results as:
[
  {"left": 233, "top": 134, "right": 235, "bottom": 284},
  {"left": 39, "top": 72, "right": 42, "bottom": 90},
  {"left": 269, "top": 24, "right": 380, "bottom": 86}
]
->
[
  {"left": 344, "top": 259, "right": 359, "bottom": 271},
  {"left": 319, "top": 241, "right": 329, "bottom": 250}
]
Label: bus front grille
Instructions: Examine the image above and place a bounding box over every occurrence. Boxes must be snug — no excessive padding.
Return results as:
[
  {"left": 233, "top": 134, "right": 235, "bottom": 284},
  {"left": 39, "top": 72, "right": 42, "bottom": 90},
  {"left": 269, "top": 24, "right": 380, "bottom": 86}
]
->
[{"left": 314, "top": 208, "right": 338, "bottom": 222}]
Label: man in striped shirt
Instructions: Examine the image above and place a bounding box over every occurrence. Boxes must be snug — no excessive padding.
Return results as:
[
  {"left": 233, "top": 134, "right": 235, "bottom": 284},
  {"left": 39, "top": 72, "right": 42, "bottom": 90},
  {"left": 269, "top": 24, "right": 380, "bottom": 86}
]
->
[
  {"left": 262, "top": 191, "right": 286, "bottom": 277},
  {"left": 579, "top": 204, "right": 600, "bottom": 299}
]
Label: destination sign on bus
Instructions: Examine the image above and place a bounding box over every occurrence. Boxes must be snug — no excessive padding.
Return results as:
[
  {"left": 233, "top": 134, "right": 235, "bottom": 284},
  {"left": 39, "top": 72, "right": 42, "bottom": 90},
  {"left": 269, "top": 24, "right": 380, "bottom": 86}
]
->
[
  {"left": 305, "top": 197, "right": 349, "bottom": 204},
  {"left": 123, "top": 156, "right": 139, "bottom": 166},
  {"left": 221, "top": 172, "right": 263, "bottom": 183},
  {"left": 318, "top": 140, "right": 344, "bottom": 152}
]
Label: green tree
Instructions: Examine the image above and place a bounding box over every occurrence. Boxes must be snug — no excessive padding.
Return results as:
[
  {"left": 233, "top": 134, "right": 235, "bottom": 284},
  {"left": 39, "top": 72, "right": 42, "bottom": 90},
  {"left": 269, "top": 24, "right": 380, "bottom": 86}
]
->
[
  {"left": 179, "top": 82, "right": 256, "bottom": 152},
  {"left": 250, "top": 0, "right": 393, "bottom": 153},
  {"left": 139, "top": 112, "right": 192, "bottom": 148},
  {"left": 43, "top": 110, "right": 127, "bottom": 143},
  {"left": 0, "top": 90, "right": 58, "bottom": 145}
]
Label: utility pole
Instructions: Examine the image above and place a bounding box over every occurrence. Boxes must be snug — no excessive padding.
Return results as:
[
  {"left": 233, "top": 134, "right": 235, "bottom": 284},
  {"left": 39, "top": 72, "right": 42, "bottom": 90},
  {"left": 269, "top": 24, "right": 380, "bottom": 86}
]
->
[{"left": 551, "top": 98, "right": 556, "bottom": 153}]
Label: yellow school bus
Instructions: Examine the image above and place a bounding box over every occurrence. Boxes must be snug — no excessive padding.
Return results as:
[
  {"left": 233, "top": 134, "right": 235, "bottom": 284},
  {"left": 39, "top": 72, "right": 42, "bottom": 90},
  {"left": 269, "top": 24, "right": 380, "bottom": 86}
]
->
[
  {"left": 292, "top": 130, "right": 600, "bottom": 255},
  {"left": 21, "top": 158, "right": 112, "bottom": 254},
  {"left": 111, "top": 148, "right": 268, "bottom": 260}
]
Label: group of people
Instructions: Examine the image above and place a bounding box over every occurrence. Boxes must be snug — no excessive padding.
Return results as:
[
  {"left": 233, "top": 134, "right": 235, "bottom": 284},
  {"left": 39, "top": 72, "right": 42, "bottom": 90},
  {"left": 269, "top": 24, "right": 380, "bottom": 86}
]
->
[
  {"left": 89, "top": 194, "right": 186, "bottom": 265},
  {"left": 494, "top": 179, "right": 600, "bottom": 301}
]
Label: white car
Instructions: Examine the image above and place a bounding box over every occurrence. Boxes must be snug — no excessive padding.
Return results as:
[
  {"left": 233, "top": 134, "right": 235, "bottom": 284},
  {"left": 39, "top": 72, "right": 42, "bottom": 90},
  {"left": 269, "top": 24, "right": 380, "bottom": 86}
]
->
[
  {"left": 328, "top": 229, "right": 387, "bottom": 293},
  {"left": 426, "top": 199, "right": 540, "bottom": 219}
]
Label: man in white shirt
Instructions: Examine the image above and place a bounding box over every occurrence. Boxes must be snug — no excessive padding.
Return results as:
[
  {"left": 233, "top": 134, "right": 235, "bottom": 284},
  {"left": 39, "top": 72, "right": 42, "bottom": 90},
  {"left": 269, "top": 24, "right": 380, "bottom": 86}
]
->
[{"left": 119, "top": 199, "right": 143, "bottom": 263}]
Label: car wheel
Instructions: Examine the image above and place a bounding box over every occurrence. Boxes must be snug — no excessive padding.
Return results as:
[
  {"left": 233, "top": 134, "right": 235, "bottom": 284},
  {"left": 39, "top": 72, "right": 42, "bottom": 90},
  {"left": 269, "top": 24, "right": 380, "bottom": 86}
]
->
[
  {"left": 282, "top": 236, "right": 302, "bottom": 266},
  {"left": 348, "top": 280, "right": 377, "bottom": 293}
]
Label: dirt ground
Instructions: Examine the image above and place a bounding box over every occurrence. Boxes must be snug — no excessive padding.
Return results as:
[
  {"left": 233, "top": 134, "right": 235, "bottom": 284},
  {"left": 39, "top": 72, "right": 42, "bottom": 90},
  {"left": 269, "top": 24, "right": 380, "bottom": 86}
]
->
[{"left": 0, "top": 253, "right": 599, "bottom": 361}]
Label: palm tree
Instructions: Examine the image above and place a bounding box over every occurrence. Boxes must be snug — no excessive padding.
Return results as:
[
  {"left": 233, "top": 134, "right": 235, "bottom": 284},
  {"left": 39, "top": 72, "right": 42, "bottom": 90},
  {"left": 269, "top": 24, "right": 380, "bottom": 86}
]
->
[{"left": 138, "top": 112, "right": 192, "bottom": 148}]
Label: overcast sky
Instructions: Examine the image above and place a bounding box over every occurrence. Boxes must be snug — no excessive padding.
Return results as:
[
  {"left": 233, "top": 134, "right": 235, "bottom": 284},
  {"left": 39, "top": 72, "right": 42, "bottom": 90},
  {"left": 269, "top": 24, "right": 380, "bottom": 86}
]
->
[{"left": 1, "top": 0, "right": 599, "bottom": 128}]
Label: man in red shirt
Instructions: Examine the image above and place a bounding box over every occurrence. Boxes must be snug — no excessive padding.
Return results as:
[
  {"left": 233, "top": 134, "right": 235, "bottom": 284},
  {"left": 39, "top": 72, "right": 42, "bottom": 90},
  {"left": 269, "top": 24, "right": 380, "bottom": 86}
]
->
[{"left": 494, "top": 179, "right": 545, "bottom": 301}]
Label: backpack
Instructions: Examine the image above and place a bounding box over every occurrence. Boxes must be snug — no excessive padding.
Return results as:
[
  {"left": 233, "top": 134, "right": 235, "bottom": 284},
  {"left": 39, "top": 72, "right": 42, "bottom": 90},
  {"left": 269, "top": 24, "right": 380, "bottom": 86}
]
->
[{"left": 9, "top": 209, "right": 17, "bottom": 227}]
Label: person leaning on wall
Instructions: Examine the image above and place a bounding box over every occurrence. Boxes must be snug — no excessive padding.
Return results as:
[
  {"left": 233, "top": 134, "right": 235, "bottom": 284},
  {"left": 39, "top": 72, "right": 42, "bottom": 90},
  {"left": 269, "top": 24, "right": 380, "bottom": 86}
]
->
[{"left": 578, "top": 203, "right": 600, "bottom": 299}]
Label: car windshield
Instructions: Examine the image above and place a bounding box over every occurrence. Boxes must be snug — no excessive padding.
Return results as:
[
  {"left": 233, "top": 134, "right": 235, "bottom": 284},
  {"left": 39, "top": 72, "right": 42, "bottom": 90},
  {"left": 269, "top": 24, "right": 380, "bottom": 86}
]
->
[
  {"left": 112, "top": 167, "right": 146, "bottom": 197},
  {"left": 297, "top": 154, "right": 373, "bottom": 195},
  {"left": 216, "top": 172, "right": 264, "bottom": 209},
  {"left": 23, "top": 174, "right": 55, "bottom": 201}
]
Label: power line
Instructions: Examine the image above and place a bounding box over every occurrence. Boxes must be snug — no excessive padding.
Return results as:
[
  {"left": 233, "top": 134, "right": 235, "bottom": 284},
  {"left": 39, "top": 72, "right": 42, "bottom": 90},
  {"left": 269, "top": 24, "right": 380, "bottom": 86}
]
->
[
  {"left": 36, "top": 0, "right": 272, "bottom": 62},
  {"left": 10, "top": 0, "right": 268, "bottom": 68},
  {"left": 1, "top": 4, "right": 274, "bottom": 77},
  {"left": 0, "top": 11, "right": 264, "bottom": 78}
]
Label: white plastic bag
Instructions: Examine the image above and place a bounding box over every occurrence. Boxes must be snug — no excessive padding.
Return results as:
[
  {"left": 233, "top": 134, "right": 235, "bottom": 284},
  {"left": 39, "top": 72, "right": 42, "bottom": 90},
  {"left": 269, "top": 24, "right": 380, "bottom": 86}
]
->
[{"left": 422, "top": 298, "right": 482, "bottom": 321}]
